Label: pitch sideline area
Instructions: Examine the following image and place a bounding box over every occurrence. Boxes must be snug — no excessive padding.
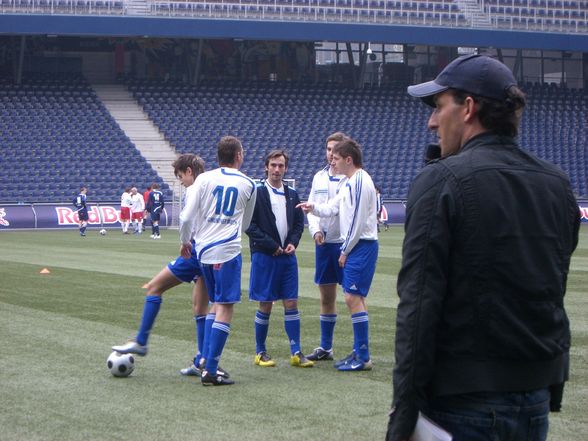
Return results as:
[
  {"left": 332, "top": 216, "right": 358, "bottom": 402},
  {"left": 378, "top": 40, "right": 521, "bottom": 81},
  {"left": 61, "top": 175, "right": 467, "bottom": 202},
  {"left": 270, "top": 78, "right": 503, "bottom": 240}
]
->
[{"left": 0, "top": 228, "right": 586, "bottom": 441}]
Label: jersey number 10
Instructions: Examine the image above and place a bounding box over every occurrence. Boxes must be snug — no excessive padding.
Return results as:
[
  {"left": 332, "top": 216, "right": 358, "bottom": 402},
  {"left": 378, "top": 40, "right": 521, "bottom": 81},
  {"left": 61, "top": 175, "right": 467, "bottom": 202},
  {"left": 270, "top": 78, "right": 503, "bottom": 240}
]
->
[{"left": 212, "top": 186, "right": 238, "bottom": 216}]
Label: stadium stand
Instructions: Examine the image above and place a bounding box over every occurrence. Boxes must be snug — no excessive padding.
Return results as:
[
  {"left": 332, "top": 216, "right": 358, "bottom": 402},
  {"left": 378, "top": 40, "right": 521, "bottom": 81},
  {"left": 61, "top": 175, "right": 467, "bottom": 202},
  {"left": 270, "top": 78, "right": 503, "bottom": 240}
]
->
[
  {"left": 0, "top": 75, "right": 171, "bottom": 203},
  {"left": 128, "top": 79, "right": 587, "bottom": 199},
  {"left": 1, "top": 0, "right": 586, "bottom": 33},
  {"left": 0, "top": 77, "right": 585, "bottom": 203}
]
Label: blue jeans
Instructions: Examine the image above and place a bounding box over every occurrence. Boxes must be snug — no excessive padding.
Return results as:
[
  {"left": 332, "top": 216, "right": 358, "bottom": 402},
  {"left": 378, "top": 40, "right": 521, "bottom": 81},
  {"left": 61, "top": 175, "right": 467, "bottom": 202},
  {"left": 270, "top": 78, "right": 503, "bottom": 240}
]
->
[{"left": 428, "top": 388, "right": 550, "bottom": 441}]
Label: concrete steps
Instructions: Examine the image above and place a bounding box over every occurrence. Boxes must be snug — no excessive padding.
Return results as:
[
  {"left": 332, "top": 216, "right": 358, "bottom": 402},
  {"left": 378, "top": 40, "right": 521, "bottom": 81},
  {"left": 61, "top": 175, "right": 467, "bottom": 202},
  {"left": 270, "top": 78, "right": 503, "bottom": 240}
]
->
[{"left": 92, "top": 84, "right": 178, "bottom": 188}]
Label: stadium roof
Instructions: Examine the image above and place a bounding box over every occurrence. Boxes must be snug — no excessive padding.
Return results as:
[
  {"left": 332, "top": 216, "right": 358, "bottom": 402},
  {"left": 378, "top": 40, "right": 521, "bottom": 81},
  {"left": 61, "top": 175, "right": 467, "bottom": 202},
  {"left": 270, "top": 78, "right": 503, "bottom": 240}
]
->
[{"left": 0, "top": 14, "right": 587, "bottom": 52}]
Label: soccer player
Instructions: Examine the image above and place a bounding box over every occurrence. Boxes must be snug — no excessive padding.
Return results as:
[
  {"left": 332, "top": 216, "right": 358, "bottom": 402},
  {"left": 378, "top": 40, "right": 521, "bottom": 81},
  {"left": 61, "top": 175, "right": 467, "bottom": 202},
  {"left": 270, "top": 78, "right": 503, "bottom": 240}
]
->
[
  {"left": 305, "top": 132, "right": 347, "bottom": 362},
  {"left": 130, "top": 187, "right": 145, "bottom": 234},
  {"left": 246, "top": 149, "right": 314, "bottom": 369},
  {"left": 146, "top": 182, "right": 165, "bottom": 239},
  {"left": 179, "top": 135, "right": 257, "bottom": 386},
  {"left": 142, "top": 185, "right": 151, "bottom": 231},
  {"left": 112, "top": 154, "right": 229, "bottom": 378},
  {"left": 298, "top": 138, "right": 378, "bottom": 371},
  {"left": 73, "top": 186, "right": 88, "bottom": 237},
  {"left": 120, "top": 187, "right": 132, "bottom": 234}
]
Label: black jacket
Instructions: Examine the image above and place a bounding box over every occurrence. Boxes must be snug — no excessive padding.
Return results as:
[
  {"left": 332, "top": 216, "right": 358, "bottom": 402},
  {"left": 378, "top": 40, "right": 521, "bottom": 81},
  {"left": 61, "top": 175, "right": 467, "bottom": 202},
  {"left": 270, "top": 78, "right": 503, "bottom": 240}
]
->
[
  {"left": 388, "top": 132, "right": 580, "bottom": 440},
  {"left": 246, "top": 181, "right": 304, "bottom": 255}
]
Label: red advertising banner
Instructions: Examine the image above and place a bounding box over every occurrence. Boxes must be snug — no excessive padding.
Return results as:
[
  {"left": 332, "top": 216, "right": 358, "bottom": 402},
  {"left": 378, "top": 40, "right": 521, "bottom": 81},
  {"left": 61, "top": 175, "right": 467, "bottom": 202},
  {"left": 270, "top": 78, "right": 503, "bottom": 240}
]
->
[{"left": 0, "top": 203, "right": 171, "bottom": 230}]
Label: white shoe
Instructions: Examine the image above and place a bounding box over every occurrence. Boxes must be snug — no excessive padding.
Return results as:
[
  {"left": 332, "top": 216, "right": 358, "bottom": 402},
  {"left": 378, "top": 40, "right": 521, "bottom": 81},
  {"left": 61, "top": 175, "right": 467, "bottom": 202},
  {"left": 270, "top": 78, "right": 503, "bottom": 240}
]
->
[
  {"left": 153, "top": 235, "right": 161, "bottom": 240},
  {"left": 112, "top": 340, "right": 148, "bottom": 356},
  {"left": 150, "top": 234, "right": 155, "bottom": 239}
]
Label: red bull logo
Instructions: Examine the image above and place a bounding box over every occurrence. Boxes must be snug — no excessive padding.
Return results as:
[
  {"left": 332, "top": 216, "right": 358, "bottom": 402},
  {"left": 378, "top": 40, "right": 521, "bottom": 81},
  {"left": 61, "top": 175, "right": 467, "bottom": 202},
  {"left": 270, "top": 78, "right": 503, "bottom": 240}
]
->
[
  {"left": 580, "top": 206, "right": 588, "bottom": 221},
  {"left": 0, "top": 208, "right": 9, "bottom": 226},
  {"left": 56, "top": 206, "right": 121, "bottom": 225}
]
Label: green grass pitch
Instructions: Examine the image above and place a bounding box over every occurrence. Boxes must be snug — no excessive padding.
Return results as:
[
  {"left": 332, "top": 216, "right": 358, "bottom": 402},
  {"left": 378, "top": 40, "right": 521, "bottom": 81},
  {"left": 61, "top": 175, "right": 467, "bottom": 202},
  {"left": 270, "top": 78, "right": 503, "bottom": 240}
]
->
[{"left": 0, "top": 226, "right": 586, "bottom": 441}]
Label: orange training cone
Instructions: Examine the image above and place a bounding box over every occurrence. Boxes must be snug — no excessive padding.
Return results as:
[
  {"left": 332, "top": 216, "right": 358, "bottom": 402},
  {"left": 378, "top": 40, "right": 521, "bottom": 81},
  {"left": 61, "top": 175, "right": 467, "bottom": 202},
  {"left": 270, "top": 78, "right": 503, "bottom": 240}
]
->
[{"left": 40, "top": 268, "right": 51, "bottom": 274}]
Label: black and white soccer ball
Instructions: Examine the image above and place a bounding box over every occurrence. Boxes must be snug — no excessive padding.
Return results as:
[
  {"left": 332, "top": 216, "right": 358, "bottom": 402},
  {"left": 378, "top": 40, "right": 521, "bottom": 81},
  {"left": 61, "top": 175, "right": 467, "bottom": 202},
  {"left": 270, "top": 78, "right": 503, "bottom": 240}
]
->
[
  {"left": 107, "top": 351, "right": 135, "bottom": 377},
  {"left": 99, "top": 229, "right": 107, "bottom": 236}
]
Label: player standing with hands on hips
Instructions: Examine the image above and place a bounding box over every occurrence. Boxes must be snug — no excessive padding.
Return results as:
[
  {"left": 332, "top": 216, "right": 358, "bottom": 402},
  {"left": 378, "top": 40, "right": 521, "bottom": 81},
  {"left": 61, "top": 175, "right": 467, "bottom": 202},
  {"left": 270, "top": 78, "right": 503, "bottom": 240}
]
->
[
  {"left": 298, "top": 138, "right": 378, "bottom": 372},
  {"left": 386, "top": 54, "right": 580, "bottom": 441},
  {"left": 179, "top": 136, "right": 257, "bottom": 386}
]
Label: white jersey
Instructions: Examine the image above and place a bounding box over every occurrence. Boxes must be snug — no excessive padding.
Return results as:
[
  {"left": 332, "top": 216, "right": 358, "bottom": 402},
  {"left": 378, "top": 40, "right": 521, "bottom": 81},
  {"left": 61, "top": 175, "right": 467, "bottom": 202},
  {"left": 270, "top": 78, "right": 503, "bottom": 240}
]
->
[
  {"left": 312, "top": 169, "right": 378, "bottom": 255},
  {"left": 179, "top": 167, "right": 257, "bottom": 264},
  {"left": 307, "top": 165, "right": 345, "bottom": 244},
  {"left": 130, "top": 193, "right": 145, "bottom": 213},
  {"left": 121, "top": 192, "right": 133, "bottom": 208},
  {"left": 266, "top": 181, "right": 288, "bottom": 246}
]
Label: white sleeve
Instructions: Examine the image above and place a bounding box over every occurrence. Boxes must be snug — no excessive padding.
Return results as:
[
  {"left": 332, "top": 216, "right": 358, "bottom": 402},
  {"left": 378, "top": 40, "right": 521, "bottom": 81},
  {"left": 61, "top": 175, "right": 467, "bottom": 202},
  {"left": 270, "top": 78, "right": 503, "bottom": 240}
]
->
[
  {"left": 241, "top": 186, "right": 257, "bottom": 232},
  {"left": 312, "top": 191, "right": 342, "bottom": 218},
  {"left": 179, "top": 184, "right": 199, "bottom": 245},
  {"left": 340, "top": 175, "right": 370, "bottom": 255},
  {"left": 307, "top": 173, "right": 322, "bottom": 238}
]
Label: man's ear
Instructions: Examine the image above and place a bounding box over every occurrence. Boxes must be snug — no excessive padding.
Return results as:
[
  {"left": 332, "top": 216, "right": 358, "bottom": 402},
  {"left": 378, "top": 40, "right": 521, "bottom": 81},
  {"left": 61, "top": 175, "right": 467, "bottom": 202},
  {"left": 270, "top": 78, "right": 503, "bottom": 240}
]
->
[{"left": 463, "top": 96, "right": 478, "bottom": 122}]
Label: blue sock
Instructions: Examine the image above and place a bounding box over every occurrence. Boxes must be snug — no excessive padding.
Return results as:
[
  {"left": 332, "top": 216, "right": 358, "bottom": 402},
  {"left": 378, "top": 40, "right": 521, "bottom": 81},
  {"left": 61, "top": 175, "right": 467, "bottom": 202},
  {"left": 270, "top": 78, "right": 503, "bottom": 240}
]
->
[
  {"left": 193, "top": 315, "right": 206, "bottom": 365},
  {"left": 201, "top": 313, "right": 216, "bottom": 362},
  {"left": 284, "top": 309, "right": 301, "bottom": 355},
  {"left": 320, "top": 314, "right": 337, "bottom": 351},
  {"left": 205, "top": 321, "right": 230, "bottom": 375},
  {"left": 151, "top": 225, "right": 156, "bottom": 235},
  {"left": 255, "top": 310, "right": 270, "bottom": 354},
  {"left": 155, "top": 225, "right": 160, "bottom": 235},
  {"left": 351, "top": 311, "right": 369, "bottom": 362},
  {"left": 136, "top": 295, "right": 162, "bottom": 346},
  {"left": 80, "top": 226, "right": 86, "bottom": 234}
]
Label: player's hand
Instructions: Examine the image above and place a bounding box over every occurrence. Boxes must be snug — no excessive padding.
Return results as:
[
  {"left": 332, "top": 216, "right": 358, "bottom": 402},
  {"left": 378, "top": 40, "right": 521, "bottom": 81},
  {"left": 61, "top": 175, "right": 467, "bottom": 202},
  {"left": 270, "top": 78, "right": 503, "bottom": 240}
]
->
[
  {"left": 296, "top": 202, "right": 314, "bottom": 214},
  {"left": 272, "top": 247, "right": 284, "bottom": 256},
  {"left": 314, "top": 232, "right": 325, "bottom": 245},
  {"left": 338, "top": 253, "right": 347, "bottom": 267},
  {"left": 284, "top": 244, "right": 296, "bottom": 255},
  {"left": 180, "top": 242, "right": 192, "bottom": 259}
]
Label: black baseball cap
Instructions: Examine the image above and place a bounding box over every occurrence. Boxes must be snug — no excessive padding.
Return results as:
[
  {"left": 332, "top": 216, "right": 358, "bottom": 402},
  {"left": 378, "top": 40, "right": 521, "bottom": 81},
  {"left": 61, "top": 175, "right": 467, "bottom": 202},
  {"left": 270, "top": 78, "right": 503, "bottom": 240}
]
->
[{"left": 407, "top": 54, "right": 517, "bottom": 107}]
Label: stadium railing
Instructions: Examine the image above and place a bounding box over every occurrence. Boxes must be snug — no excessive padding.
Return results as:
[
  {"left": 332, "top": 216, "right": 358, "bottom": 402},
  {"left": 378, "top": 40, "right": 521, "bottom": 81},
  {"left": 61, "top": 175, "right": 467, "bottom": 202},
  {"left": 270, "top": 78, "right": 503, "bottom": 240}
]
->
[{"left": 1, "top": 0, "right": 586, "bottom": 33}]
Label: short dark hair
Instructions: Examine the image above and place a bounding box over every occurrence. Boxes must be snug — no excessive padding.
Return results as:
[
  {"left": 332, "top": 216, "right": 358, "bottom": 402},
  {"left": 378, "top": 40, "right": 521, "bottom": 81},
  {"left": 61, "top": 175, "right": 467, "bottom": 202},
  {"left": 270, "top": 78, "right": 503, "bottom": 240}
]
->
[
  {"left": 450, "top": 85, "right": 526, "bottom": 137},
  {"left": 264, "top": 149, "right": 289, "bottom": 168},
  {"left": 326, "top": 132, "right": 349, "bottom": 146},
  {"left": 218, "top": 136, "right": 243, "bottom": 166},
  {"left": 151, "top": 183, "right": 159, "bottom": 190},
  {"left": 332, "top": 138, "right": 363, "bottom": 167},
  {"left": 172, "top": 153, "right": 205, "bottom": 178}
]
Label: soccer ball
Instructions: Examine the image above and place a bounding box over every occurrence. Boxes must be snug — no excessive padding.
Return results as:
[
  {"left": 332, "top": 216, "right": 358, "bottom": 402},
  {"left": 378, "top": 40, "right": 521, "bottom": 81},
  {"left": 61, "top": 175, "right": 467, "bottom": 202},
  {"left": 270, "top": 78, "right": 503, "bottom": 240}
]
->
[
  {"left": 99, "top": 229, "right": 107, "bottom": 236},
  {"left": 107, "top": 351, "right": 135, "bottom": 377}
]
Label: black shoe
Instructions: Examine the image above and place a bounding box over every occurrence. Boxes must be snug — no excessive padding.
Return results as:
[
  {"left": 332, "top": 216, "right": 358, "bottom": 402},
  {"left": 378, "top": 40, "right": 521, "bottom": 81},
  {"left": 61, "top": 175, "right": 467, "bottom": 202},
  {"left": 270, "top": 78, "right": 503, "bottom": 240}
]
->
[
  {"left": 201, "top": 370, "right": 235, "bottom": 386},
  {"left": 198, "top": 358, "right": 230, "bottom": 379},
  {"left": 306, "top": 347, "right": 334, "bottom": 361}
]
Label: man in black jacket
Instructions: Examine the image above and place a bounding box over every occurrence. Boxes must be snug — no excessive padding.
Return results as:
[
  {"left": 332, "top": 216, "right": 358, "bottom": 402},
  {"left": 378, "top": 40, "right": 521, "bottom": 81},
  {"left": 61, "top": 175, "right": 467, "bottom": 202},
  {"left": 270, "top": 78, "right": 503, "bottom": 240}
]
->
[
  {"left": 246, "top": 149, "right": 314, "bottom": 369},
  {"left": 386, "top": 54, "right": 580, "bottom": 441}
]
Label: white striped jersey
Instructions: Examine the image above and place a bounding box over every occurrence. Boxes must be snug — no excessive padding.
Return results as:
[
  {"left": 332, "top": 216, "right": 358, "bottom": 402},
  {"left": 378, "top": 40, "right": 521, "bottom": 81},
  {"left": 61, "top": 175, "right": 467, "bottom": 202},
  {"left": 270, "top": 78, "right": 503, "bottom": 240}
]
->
[
  {"left": 307, "top": 165, "right": 345, "bottom": 244},
  {"left": 130, "top": 193, "right": 145, "bottom": 213},
  {"left": 312, "top": 168, "right": 378, "bottom": 255},
  {"left": 120, "top": 191, "right": 133, "bottom": 208},
  {"left": 179, "top": 167, "right": 257, "bottom": 264}
]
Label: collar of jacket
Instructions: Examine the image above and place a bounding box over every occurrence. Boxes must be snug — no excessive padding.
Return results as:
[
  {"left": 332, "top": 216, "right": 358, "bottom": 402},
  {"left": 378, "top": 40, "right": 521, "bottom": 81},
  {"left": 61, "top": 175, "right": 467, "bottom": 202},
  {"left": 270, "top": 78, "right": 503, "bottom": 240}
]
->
[{"left": 459, "top": 131, "right": 518, "bottom": 154}]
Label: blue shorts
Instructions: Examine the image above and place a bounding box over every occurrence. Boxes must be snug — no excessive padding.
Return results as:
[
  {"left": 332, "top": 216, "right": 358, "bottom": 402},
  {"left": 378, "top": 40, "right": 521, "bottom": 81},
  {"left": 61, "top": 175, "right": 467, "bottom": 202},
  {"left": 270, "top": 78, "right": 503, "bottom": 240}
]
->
[
  {"left": 78, "top": 208, "right": 88, "bottom": 221},
  {"left": 342, "top": 240, "right": 378, "bottom": 297},
  {"left": 249, "top": 252, "right": 298, "bottom": 302},
  {"left": 315, "top": 242, "right": 343, "bottom": 285},
  {"left": 201, "top": 254, "right": 242, "bottom": 304},
  {"left": 150, "top": 211, "right": 161, "bottom": 223},
  {"left": 167, "top": 244, "right": 202, "bottom": 283}
]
